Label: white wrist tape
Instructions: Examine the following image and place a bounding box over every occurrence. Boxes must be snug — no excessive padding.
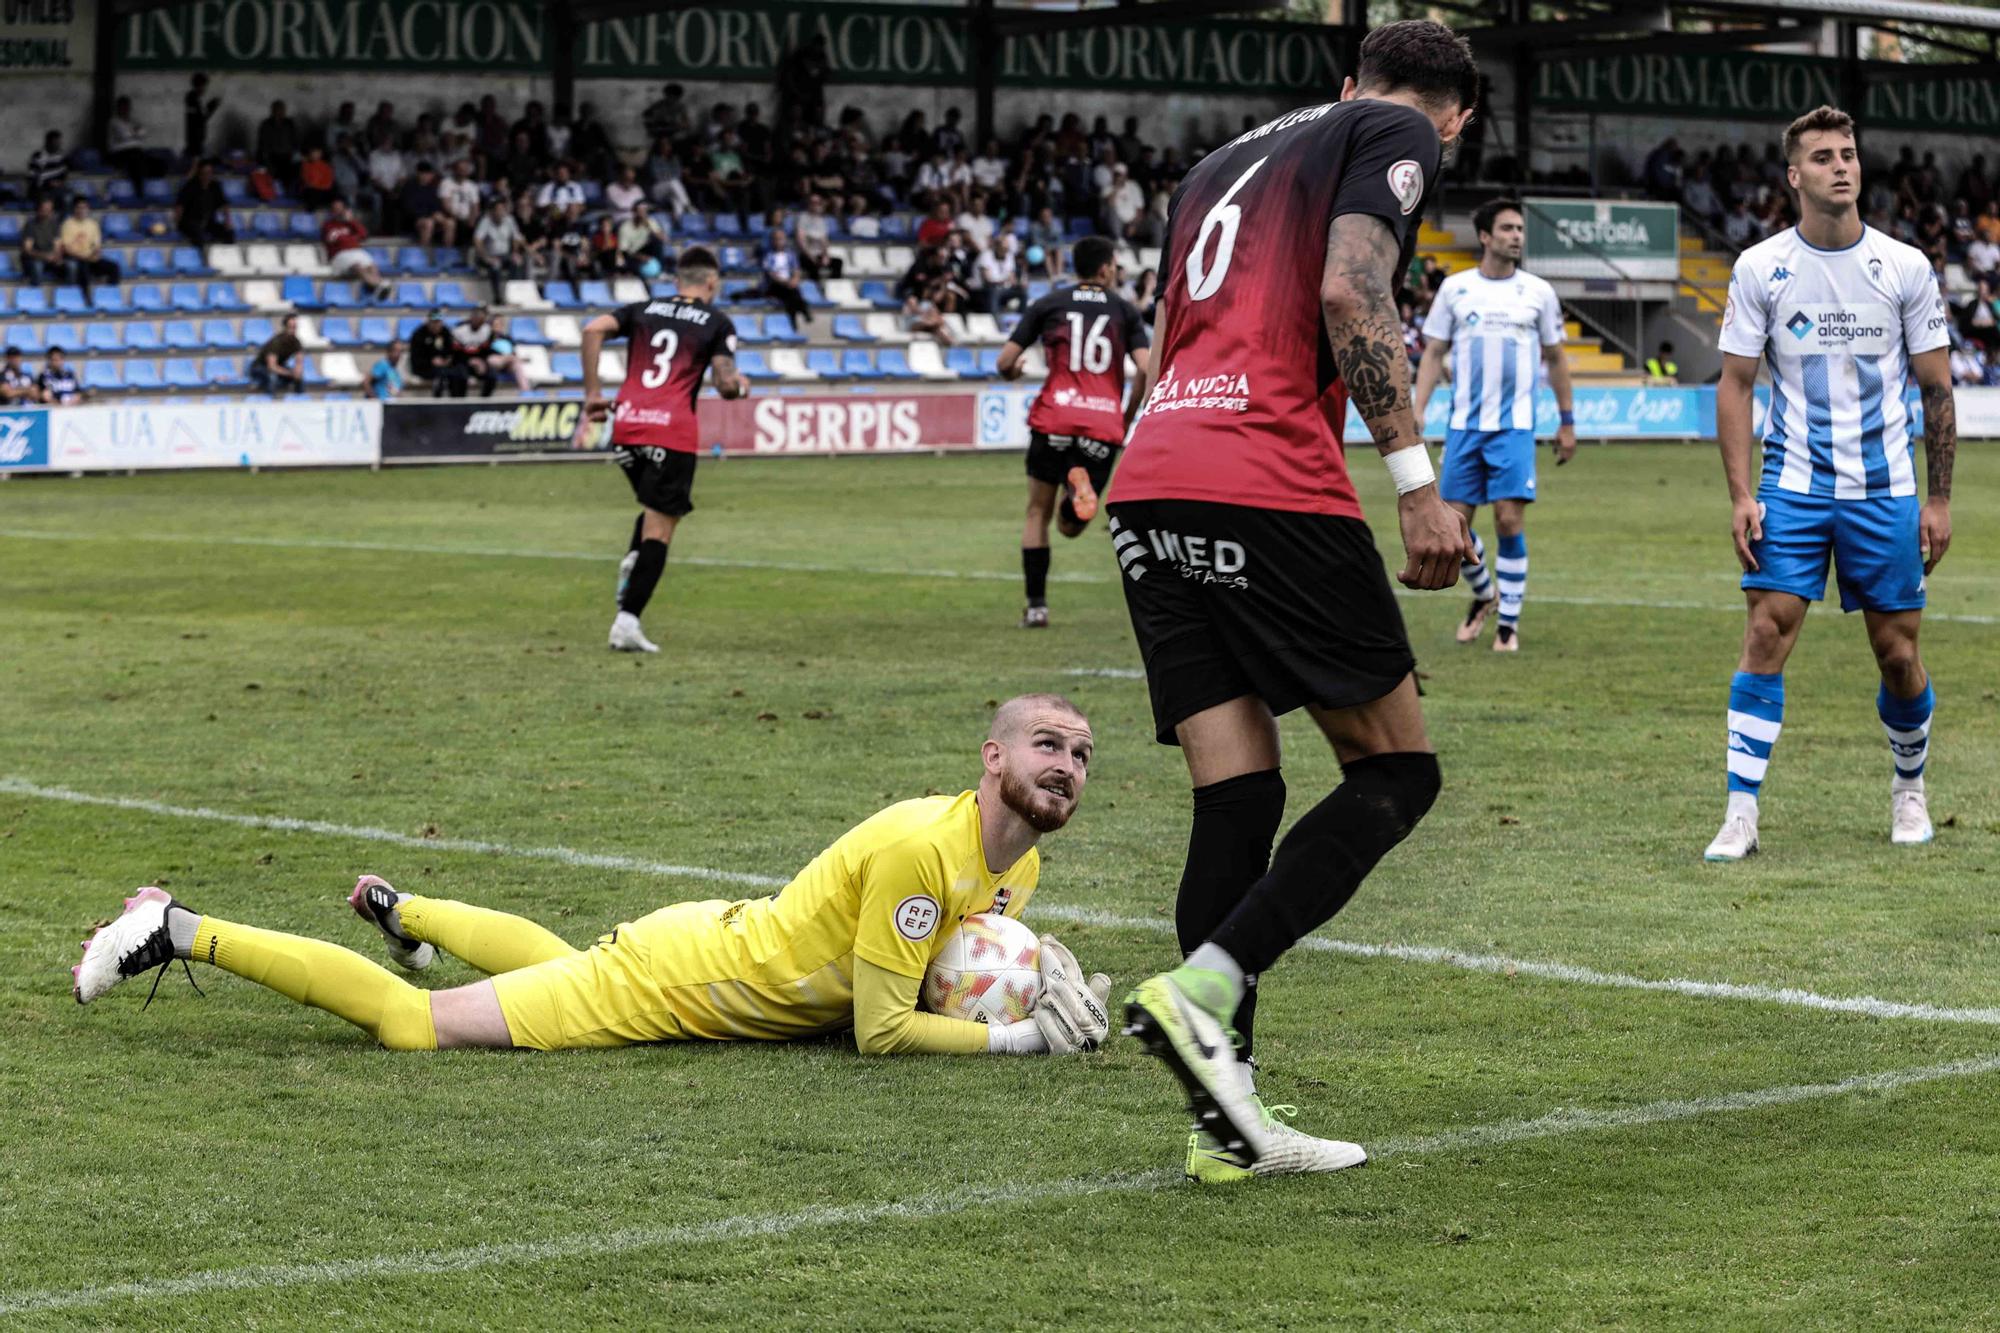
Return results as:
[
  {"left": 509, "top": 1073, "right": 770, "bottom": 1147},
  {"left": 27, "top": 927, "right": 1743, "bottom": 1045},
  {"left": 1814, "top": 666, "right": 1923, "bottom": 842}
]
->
[
  {"left": 988, "top": 1019, "right": 1050, "bottom": 1055},
  {"left": 1384, "top": 444, "right": 1436, "bottom": 495}
]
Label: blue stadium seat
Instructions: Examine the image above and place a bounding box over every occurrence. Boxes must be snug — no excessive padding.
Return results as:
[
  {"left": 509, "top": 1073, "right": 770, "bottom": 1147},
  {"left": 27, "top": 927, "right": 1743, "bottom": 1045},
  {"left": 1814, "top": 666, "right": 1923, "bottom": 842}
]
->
[
  {"left": 510, "top": 316, "right": 548, "bottom": 345},
  {"left": 580, "top": 180, "right": 605, "bottom": 205},
  {"left": 85, "top": 323, "right": 123, "bottom": 352},
  {"left": 878, "top": 214, "right": 913, "bottom": 239},
  {"left": 130, "top": 284, "right": 168, "bottom": 313},
  {"left": 164, "top": 357, "right": 204, "bottom": 387},
  {"left": 288, "top": 212, "right": 319, "bottom": 239},
  {"left": 102, "top": 213, "right": 136, "bottom": 241},
  {"left": 832, "top": 315, "right": 873, "bottom": 342},
  {"left": 712, "top": 214, "right": 751, "bottom": 240},
  {"left": 1, "top": 324, "right": 46, "bottom": 355},
  {"left": 394, "top": 315, "right": 423, "bottom": 339},
  {"left": 801, "top": 280, "right": 834, "bottom": 309},
  {"left": 13, "top": 288, "right": 52, "bottom": 316},
  {"left": 546, "top": 281, "right": 587, "bottom": 309},
  {"left": 945, "top": 347, "right": 980, "bottom": 377},
  {"left": 841, "top": 349, "right": 882, "bottom": 380},
  {"left": 302, "top": 356, "right": 328, "bottom": 386},
  {"left": 1026, "top": 280, "right": 1052, "bottom": 304},
  {"left": 0, "top": 252, "right": 19, "bottom": 280},
  {"left": 0, "top": 216, "right": 20, "bottom": 245},
  {"left": 433, "top": 280, "right": 470, "bottom": 307},
  {"left": 220, "top": 177, "right": 248, "bottom": 203},
  {"left": 718, "top": 245, "right": 749, "bottom": 272},
  {"left": 1009, "top": 215, "right": 1030, "bottom": 237},
  {"left": 137, "top": 212, "right": 170, "bottom": 238},
  {"left": 282, "top": 275, "right": 320, "bottom": 309},
  {"left": 171, "top": 248, "right": 208, "bottom": 276},
  {"left": 578, "top": 280, "right": 614, "bottom": 307},
  {"left": 677, "top": 214, "right": 714, "bottom": 240},
  {"left": 805, "top": 348, "right": 845, "bottom": 381},
  {"left": 736, "top": 349, "right": 773, "bottom": 378},
  {"left": 732, "top": 313, "right": 767, "bottom": 344},
  {"left": 169, "top": 282, "right": 206, "bottom": 313},
  {"left": 91, "top": 287, "right": 129, "bottom": 314},
  {"left": 242, "top": 317, "right": 275, "bottom": 346},
  {"left": 0, "top": 290, "right": 10, "bottom": 316},
  {"left": 84, "top": 361, "right": 124, "bottom": 390},
  {"left": 396, "top": 248, "right": 437, "bottom": 275},
  {"left": 648, "top": 282, "right": 678, "bottom": 301},
  {"left": 550, "top": 351, "right": 582, "bottom": 381},
  {"left": 163, "top": 319, "right": 202, "bottom": 350},
  {"left": 358, "top": 316, "right": 395, "bottom": 344},
  {"left": 393, "top": 282, "right": 428, "bottom": 307},
  {"left": 125, "top": 361, "right": 164, "bottom": 389},
  {"left": 250, "top": 212, "right": 287, "bottom": 239},
  {"left": 978, "top": 347, "right": 1003, "bottom": 376},
  {"left": 321, "top": 317, "right": 360, "bottom": 347},
  {"left": 201, "top": 319, "right": 242, "bottom": 348},
  {"left": 107, "top": 179, "right": 137, "bottom": 204},
  {"left": 54, "top": 287, "right": 91, "bottom": 315},
  {"left": 766, "top": 314, "right": 807, "bottom": 344},
  {"left": 861, "top": 281, "right": 899, "bottom": 310},
  {"left": 126, "top": 322, "right": 163, "bottom": 351},
  {"left": 206, "top": 282, "right": 247, "bottom": 311},
  {"left": 202, "top": 356, "right": 240, "bottom": 385},
  {"left": 42, "top": 323, "right": 81, "bottom": 351},
  {"left": 320, "top": 280, "right": 359, "bottom": 307},
  {"left": 142, "top": 178, "right": 176, "bottom": 204},
  {"left": 877, "top": 348, "right": 918, "bottom": 380}
]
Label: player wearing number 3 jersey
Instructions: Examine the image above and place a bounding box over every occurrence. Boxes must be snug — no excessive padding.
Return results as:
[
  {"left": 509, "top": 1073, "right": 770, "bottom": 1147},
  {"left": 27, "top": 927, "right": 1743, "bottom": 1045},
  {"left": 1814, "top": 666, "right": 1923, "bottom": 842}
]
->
[
  {"left": 998, "top": 236, "right": 1151, "bottom": 629},
  {"left": 1111, "top": 20, "right": 1480, "bottom": 1181},
  {"left": 581, "top": 245, "right": 750, "bottom": 654}
]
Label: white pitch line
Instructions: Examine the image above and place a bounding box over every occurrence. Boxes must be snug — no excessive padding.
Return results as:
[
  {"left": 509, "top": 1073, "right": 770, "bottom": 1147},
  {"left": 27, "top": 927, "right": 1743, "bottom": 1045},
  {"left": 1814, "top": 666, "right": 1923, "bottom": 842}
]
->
[
  {"left": 8, "top": 1054, "right": 2000, "bottom": 1316},
  {"left": 1, "top": 526, "right": 1990, "bottom": 623},
  {"left": 12, "top": 776, "right": 2000, "bottom": 1030}
]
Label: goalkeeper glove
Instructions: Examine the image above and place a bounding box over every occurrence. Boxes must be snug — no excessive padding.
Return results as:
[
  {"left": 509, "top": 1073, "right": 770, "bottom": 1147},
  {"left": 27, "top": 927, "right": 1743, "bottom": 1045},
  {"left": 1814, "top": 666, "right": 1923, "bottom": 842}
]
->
[{"left": 1031, "top": 935, "right": 1112, "bottom": 1053}]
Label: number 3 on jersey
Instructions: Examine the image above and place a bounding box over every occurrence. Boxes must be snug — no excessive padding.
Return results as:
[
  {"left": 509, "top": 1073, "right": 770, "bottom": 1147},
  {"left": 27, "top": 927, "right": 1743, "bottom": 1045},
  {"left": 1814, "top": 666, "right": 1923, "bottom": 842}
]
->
[
  {"left": 639, "top": 327, "right": 681, "bottom": 389},
  {"left": 1186, "top": 156, "right": 1267, "bottom": 302}
]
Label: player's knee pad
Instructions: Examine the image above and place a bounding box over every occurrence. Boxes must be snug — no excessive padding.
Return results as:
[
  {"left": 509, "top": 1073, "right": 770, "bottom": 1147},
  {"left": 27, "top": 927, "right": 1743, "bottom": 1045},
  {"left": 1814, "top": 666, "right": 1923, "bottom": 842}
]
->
[{"left": 1338, "top": 752, "right": 1441, "bottom": 852}]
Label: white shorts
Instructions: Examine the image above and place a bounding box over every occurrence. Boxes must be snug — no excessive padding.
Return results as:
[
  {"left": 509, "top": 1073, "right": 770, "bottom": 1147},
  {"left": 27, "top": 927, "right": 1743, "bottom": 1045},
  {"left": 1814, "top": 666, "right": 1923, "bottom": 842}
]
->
[{"left": 329, "top": 248, "right": 375, "bottom": 276}]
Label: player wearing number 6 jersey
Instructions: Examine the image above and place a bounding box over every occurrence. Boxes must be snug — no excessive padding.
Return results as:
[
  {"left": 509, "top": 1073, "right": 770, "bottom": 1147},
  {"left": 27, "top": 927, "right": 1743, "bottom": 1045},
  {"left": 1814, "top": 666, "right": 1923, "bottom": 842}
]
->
[
  {"left": 1111, "top": 20, "right": 1478, "bottom": 1181},
  {"left": 582, "top": 246, "right": 750, "bottom": 654},
  {"left": 998, "top": 236, "right": 1151, "bottom": 629}
]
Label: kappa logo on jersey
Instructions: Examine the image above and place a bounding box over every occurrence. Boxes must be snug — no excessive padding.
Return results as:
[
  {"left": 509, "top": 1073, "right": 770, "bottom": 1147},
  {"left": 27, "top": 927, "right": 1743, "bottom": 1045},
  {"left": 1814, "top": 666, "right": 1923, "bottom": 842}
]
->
[
  {"left": 1769, "top": 266, "right": 1792, "bottom": 284},
  {"left": 893, "top": 895, "right": 941, "bottom": 942},
  {"left": 1387, "top": 159, "right": 1424, "bottom": 215}
]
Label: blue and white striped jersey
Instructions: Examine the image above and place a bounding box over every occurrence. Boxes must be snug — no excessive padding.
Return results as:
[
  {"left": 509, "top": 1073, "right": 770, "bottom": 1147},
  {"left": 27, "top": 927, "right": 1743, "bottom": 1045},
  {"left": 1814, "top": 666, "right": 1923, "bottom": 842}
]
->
[
  {"left": 1719, "top": 226, "right": 1947, "bottom": 500},
  {"left": 1420, "top": 268, "right": 1564, "bottom": 432}
]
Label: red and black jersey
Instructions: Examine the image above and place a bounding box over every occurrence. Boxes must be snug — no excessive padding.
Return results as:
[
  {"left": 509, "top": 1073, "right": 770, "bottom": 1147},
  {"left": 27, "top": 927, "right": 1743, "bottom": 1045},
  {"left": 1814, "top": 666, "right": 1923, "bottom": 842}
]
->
[
  {"left": 610, "top": 297, "right": 738, "bottom": 452},
  {"left": 1008, "top": 283, "right": 1150, "bottom": 444},
  {"left": 1113, "top": 99, "right": 1441, "bottom": 519}
]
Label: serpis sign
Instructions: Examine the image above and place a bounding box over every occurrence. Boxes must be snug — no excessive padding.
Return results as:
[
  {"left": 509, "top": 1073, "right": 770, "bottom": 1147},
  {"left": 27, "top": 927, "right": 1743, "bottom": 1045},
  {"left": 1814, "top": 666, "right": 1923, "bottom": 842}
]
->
[{"left": 0, "top": 410, "right": 50, "bottom": 469}]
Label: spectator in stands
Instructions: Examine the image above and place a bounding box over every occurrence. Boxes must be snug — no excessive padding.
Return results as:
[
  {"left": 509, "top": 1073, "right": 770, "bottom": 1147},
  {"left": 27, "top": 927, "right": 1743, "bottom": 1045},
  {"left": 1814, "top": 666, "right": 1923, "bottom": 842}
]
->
[
  {"left": 915, "top": 199, "right": 953, "bottom": 250},
  {"left": 332, "top": 133, "right": 370, "bottom": 216},
  {"left": 38, "top": 347, "right": 81, "bottom": 405},
  {"left": 1644, "top": 342, "right": 1679, "bottom": 382},
  {"left": 643, "top": 137, "right": 693, "bottom": 218},
  {"left": 106, "top": 96, "right": 159, "bottom": 186},
  {"left": 1949, "top": 340, "right": 1985, "bottom": 387},
  {"left": 473, "top": 94, "right": 508, "bottom": 164},
  {"left": 1100, "top": 164, "right": 1147, "bottom": 243},
  {"left": 325, "top": 100, "right": 361, "bottom": 153},
  {"left": 173, "top": 160, "right": 234, "bottom": 246},
  {"left": 793, "top": 194, "right": 840, "bottom": 282},
  {"left": 400, "top": 161, "right": 453, "bottom": 251},
  {"left": 708, "top": 131, "right": 754, "bottom": 224},
  {"left": 27, "top": 129, "right": 69, "bottom": 206},
  {"left": 439, "top": 159, "right": 480, "bottom": 237},
  {"left": 367, "top": 130, "right": 409, "bottom": 231},
  {"left": 589, "top": 212, "right": 621, "bottom": 277},
  {"left": 1916, "top": 205, "right": 1949, "bottom": 268},
  {"left": 571, "top": 103, "right": 614, "bottom": 181},
  {"left": 20, "top": 197, "right": 63, "bottom": 285},
  {"left": 955, "top": 192, "right": 996, "bottom": 252},
  {"left": 1951, "top": 200, "right": 1977, "bottom": 260},
  {"left": 183, "top": 73, "right": 219, "bottom": 160},
  {"left": 409, "top": 309, "right": 467, "bottom": 397},
  {"left": 975, "top": 232, "right": 1025, "bottom": 315},
  {"left": 1132, "top": 267, "right": 1159, "bottom": 323},
  {"left": 248, "top": 313, "right": 305, "bottom": 395},
  {"left": 617, "top": 202, "right": 669, "bottom": 272},
  {"left": 1958, "top": 154, "right": 1994, "bottom": 216},
  {"left": 536, "top": 163, "right": 585, "bottom": 212},
  {"left": 1680, "top": 163, "right": 1722, "bottom": 227},
  {"left": 256, "top": 100, "right": 301, "bottom": 185},
  {"left": 322, "top": 198, "right": 393, "bottom": 301},
  {"left": 450, "top": 306, "right": 501, "bottom": 398},
  {"left": 643, "top": 84, "right": 692, "bottom": 145},
  {"left": 542, "top": 105, "right": 572, "bottom": 163},
  {"left": 971, "top": 139, "right": 1008, "bottom": 196},
  {"left": 1723, "top": 197, "right": 1758, "bottom": 250},
  {"left": 1642, "top": 136, "right": 1681, "bottom": 200},
  {"left": 369, "top": 338, "right": 405, "bottom": 400},
  {"left": 409, "top": 111, "right": 442, "bottom": 165},
  {"left": 365, "top": 101, "right": 399, "bottom": 150},
  {"left": 60, "top": 198, "right": 120, "bottom": 299},
  {"left": 1969, "top": 226, "right": 2000, "bottom": 285},
  {"left": 501, "top": 130, "right": 539, "bottom": 196},
  {"left": 761, "top": 229, "right": 812, "bottom": 326},
  {"left": 902, "top": 275, "right": 953, "bottom": 345},
  {"left": 913, "top": 150, "right": 951, "bottom": 209},
  {"left": 485, "top": 315, "right": 532, "bottom": 394},
  {"left": 606, "top": 164, "right": 645, "bottom": 223},
  {"left": 1027, "top": 206, "right": 1064, "bottom": 279},
  {"left": 299, "top": 146, "right": 336, "bottom": 210},
  {"left": 738, "top": 102, "right": 773, "bottom": 167},
  {"left": 1, "top": 346, "right": 46, "bottom": 405},
  {"left": 471, "top": 196, "right": 526, "bottom": 302}
]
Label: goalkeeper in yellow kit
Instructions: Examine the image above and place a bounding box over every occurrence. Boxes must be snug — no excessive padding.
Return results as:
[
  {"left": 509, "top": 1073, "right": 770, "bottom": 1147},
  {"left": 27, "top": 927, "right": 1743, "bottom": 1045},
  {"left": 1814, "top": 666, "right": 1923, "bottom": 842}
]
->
[{"left": 73, "top": 695, "right": 1112, "bottom": 1057}]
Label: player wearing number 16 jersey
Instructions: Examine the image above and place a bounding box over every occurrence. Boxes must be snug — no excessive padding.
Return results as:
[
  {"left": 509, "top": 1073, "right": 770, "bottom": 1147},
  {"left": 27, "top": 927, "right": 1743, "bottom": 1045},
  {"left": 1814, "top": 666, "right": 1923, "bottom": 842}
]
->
[
  {"left": 582, "top": 246, "right": 749, "bottom": 654},
  {"left": 1110, "top": 20, "right": 1479, "bottom": 1181},
  {"left": 998, "top": 236, "right": 1151, "bottom": 629}
]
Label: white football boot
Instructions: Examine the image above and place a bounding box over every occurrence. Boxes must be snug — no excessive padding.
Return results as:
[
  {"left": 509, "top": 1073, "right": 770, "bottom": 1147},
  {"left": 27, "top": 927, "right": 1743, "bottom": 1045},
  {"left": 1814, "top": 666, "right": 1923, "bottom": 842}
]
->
[
  {"left": 1704, "top": 800, "right": 1760, "bottom": 862},
  {"left": 608, "top": 611, "right": 659, "bottom": 653},
  {"left": 1891, "top": 789, "right": 1934, "bottom": 846},
  {"left": 347, "top": 875, "right": 436, "bottom": 971},
  {"left": 615, "top": 550, "right": 638, "bottom": 608},
  {"left": 74, "top": 887, "right": 196, "bottom": 1005}
]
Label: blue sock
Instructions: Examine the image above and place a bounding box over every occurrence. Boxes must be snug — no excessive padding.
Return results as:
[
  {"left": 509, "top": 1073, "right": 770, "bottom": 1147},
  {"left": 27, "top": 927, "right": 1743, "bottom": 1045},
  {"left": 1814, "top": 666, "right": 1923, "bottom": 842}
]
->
[
  {"left": 1495, "top": 532, "right": 1527, "bottom": 629},
  {"left": 1461, "top": 530, "right": 1494, "bottom": 602},
  {"left": 1877, "top": 680, "right": 1934, "bottom": 792},
  {"left": 1727, "top": 671, "right": 1784, "bottom": 799}
]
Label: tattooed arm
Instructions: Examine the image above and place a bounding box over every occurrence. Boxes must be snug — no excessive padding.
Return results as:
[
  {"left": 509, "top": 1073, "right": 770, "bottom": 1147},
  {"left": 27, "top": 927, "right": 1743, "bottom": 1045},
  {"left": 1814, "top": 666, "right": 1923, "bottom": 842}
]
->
[
  {"left": 1908, "top": 346, "right": 1954, "bottom": 573},
  {"left": 1321, "top": 213, "right": 1471, "bottom": 589}
]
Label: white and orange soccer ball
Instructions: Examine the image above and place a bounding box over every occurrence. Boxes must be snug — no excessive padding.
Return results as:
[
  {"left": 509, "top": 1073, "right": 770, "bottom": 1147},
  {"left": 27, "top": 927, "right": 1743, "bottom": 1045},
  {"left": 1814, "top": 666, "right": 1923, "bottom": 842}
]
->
[{"left": 923, "top": 913, "right": 1041, "bottom": 1025}]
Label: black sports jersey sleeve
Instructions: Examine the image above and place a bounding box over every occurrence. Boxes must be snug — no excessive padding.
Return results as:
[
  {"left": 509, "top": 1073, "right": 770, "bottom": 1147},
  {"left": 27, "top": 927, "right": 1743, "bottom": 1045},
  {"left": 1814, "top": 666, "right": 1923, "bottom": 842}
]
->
[
  {"left": 610, "top": 301, "right": 646, "bottom": 340},
  {"left": 1324, "top": 102, "right": 1441, "bottom": 279},
  {"left": 710, "top": 311, "right": 740, "bottom": 358},
  {"left": 1007, "top": 292, "right": 1060, "bottom": 349}
]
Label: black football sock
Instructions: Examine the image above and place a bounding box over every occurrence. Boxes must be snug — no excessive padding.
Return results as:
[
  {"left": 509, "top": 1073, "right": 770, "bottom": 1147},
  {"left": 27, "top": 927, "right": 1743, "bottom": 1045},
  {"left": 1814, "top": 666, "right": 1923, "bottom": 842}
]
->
[
  {"left": 1176, "top": 769, "right": 1285, "bottom": 1058},
  {"left": 619, "top": 539, "right": 669, "bottom": 617},
  {"left": 1209, "top": 753, "right": 1441, "bottom": 976},
  {"left": 1022, "top": 545, "right": 1051, "bottom": 607},
  {"left": 626, "top": 513, "right": 645, "bottom": 555}
]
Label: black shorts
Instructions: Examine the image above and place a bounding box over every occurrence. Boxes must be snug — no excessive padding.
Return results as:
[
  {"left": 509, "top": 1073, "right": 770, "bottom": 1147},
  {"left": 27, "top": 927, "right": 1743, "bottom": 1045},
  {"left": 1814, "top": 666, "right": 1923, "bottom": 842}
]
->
[
  {"left": 1026, "top": 431, "right": 1121, "bottom": 494},
  {"left": 616, "top": 445, "right": 697, "bottom": 518},
  {"left": 1106, "top": 499, "right": 1415, "bottom": 745}
]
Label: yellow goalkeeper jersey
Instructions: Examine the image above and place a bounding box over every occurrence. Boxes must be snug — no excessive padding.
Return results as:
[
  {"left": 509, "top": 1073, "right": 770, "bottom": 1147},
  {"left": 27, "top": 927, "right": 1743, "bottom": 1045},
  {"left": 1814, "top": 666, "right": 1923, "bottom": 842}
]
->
[{"left": 610, "top": 790, "right": 1039, "bottom": 1043}]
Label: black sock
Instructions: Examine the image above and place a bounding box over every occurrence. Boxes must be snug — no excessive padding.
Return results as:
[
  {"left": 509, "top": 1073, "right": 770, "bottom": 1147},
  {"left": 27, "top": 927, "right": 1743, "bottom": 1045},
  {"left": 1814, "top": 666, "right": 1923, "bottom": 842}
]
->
[
  {"left": 1210, "top": 753, "right": 1441, "bottom": 976},
  {"left": 1022, "top": 546, "right": 1051, "bottom": 606},
  {"left": 620, "top": 539, "right": 668, "bottom": 616},
  {"left": 1177, "top": 769, "right": 1285, "bottom": 1057},
  {"left": 627, "top": 513, "right": 645, "bottom": 555}
]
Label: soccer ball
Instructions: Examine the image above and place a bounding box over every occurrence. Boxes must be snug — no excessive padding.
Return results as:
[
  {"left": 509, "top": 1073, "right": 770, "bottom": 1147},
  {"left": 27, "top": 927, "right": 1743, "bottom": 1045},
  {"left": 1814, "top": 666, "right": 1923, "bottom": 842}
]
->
[{"left": 923, "top": 913, "right": 1041, "bottom": 1025}]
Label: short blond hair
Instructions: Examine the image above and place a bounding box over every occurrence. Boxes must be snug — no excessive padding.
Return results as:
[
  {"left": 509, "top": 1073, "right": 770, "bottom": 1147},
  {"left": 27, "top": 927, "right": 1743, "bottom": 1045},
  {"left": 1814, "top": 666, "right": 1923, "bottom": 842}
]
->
[{"left": 1784, "top": 106, "right": 1855, "bottom": 163}]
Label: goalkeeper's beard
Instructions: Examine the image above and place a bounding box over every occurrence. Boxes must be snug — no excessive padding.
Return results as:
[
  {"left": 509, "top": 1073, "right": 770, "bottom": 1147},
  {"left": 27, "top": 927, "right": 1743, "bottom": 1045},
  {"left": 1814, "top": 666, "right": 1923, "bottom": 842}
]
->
[{"left": 1000, "top": 766, "right": 1075, "bottom": 833}]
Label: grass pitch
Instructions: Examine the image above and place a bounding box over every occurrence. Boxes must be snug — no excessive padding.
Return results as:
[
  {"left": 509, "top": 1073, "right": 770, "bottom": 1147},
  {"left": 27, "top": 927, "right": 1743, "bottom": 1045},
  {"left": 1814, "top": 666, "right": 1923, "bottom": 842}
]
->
[{"left": 2, "top": 444, "right": 1997, "bottom": 1328}]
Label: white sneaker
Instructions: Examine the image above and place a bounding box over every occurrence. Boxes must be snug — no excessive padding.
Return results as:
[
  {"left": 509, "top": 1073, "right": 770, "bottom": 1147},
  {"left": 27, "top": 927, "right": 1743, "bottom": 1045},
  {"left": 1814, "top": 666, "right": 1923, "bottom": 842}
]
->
[
  {"left": 615, "top": 550, "right": 637, "bottom": 608},
  {"left": 1185, "top": 1100, "right": 1368, "bottom": 1181},
  {"left": 1891, "top": 790, "right": 1934, "bottom": 845},
  {"left": 1704, "top": 812, "right": 1759, "bottom": 862},
  {"left": 74, "top": 888, "right": 181, "bottom": 1004},
  {"left": 608, "top": 611, "right": 658, "bottom": 653}
]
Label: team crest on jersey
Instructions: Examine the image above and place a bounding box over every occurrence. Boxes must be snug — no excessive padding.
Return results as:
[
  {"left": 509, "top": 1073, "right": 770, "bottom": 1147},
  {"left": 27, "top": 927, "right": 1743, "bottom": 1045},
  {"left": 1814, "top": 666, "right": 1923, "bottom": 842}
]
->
[
  {"left": 1867, "top": 257, "right": 1884, "bottom": 283},
  {"left": 893, "top": 895, "right": 941, "bottom": 941},
  {"left": 1723, "top": 295, "right": 1735, "bottom": 328},
  {"left": 1386, "top": 160, "right": 1424, "bottom": 215},
  {"left": 990, "top": 885, "right": 1013, "bottom": 914}
]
